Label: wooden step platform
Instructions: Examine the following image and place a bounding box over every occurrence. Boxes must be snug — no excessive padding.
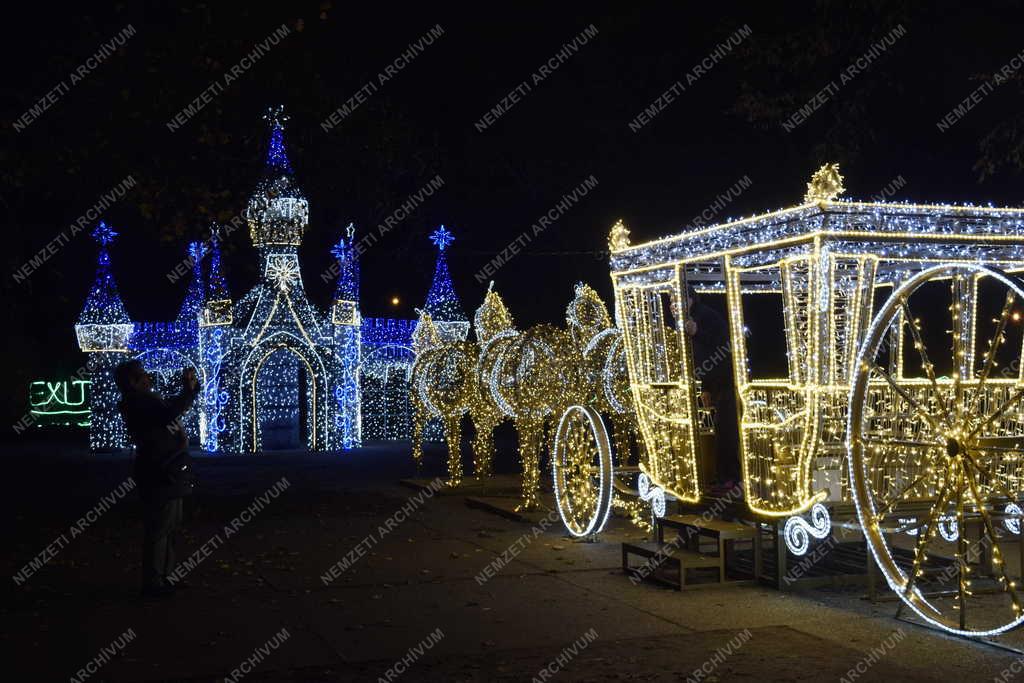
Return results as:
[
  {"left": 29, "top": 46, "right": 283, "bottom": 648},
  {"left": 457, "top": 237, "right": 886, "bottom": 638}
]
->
[
  {"left": 655, "top": 514, "right": 761, "bottom": 581},
  {"left": 657, "top": 514, "right": 756, "bottom": 543},
  {"left": 622, "top": 541, "right": 722, "bottom": 590}
]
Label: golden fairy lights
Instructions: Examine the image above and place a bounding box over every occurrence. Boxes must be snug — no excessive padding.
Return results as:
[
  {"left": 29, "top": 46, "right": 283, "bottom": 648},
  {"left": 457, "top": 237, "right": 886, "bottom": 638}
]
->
[
  {"left": 804, "top": 162, "right": 845, "bottom": 203},
  {"left": 606, "top": 163, "right": 1024, "bottom": 636},
  {"left": 419, "top": 284, "right": 586, "bottom": 509},
  {"left": 411, "top": 283, "right": 640, "bottom": 516},
  {"left": 410, "top": 310, "right": 501, "bottom": 487}
]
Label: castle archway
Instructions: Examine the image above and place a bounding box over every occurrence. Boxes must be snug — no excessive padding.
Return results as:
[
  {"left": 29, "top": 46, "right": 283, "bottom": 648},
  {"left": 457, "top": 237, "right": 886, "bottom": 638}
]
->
[{"left": 239, "top": 332, "right": 329, "bottom": 452}]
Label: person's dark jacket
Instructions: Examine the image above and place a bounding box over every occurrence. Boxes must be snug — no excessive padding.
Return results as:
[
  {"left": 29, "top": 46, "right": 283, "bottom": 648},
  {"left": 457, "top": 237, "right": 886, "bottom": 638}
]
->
[{"left": 120, "top": 384, "right": 200, "bottom": 502}]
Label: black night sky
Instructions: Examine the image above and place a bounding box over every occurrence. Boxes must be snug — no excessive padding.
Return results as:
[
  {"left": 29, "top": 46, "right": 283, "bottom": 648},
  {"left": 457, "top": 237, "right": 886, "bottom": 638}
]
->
[{"left": 6, "top": 0, "right": 1024, "bottom": 426}]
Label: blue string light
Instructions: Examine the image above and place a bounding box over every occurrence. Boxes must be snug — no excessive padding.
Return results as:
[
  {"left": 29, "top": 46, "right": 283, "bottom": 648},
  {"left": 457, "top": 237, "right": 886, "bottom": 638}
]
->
[
  {"left": 429, "top": 225, "right": 454, "bottom": 251},
  {"left": 423, "top": 226, "right": 468, "bottom": 328},
  {"left": 263, "top": 105, "right": 294, "bottom": 174},
  {"left": 75, "top": 109, "right": 471, "bottom": 452}
]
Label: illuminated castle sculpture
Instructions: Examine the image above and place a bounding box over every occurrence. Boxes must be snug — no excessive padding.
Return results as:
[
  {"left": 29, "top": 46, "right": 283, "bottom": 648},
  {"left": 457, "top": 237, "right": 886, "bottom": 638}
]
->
[{"left": 75, "top": 108, "right": 372, "bottom": 452}]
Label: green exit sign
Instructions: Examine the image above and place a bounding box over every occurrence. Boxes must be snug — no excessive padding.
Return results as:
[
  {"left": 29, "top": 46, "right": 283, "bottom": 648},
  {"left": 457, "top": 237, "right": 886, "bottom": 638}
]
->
[{"left": 29, "top": 379, "right": 91, "bottom": 428}]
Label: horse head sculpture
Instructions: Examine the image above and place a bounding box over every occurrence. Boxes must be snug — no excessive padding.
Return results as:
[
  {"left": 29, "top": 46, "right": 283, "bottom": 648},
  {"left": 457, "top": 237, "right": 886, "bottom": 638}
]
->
[
  {"left": 566, "top": 282, "right": 613, "bottom": 348},
  {"left": 474, "top": 281, "right": 516, "bottom": 345},
  {"left": 412, "top": 309, "right": 440, "bottom": 355}
]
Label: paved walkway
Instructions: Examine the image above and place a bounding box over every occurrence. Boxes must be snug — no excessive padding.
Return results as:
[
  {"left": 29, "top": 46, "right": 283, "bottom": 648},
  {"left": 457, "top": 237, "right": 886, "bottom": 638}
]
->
[{"left": 4, "top": 443, "right": 1022, "bottom": 681}]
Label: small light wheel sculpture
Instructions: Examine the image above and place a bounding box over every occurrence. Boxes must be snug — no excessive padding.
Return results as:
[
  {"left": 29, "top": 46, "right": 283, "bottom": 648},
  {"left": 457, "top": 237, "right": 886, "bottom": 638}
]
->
[
  {"left": 849, "top": 263, "right": 1024, "bottom": 636},
  {"left": 553, "top": 405, "right": 614, "bottom": 538}
]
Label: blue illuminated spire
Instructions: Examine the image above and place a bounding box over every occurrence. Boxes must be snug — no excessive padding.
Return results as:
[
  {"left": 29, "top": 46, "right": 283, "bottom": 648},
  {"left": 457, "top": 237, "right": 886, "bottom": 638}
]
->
[
  {"left": 423, "top": 226, "right": 467, "bottom": 323},
  {"left": 332, "top": 223, "right": 360, "bottom": 302},
  {"left": 79, "top": 221, "right": 131, "bottom": 325},
  {"left": 263, "top": 105, "right": 293, "bottom": 175},
  {"left": 247, "top": 106, "right": 307, "bottom": 247},
  {"left": 176, "top": 241, "right": 206, "bottom": 325},
  {"left": 206, "top": 224, "right": 230, "bottom": 301}
]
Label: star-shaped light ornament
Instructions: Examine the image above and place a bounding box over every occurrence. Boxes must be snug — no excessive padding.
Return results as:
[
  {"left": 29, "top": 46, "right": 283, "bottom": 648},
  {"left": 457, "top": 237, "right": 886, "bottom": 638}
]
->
[
  {"left": 267, "top": 255, "right": 302, "bottom": 291},
  {"left": 91, "top": 221, "right": 118, "bottom": 245},
  {"left": 331, "top": 223, "right": 356, "bottom": 260},
  {"left": 429, "top": 225, "right": 455, "bottom": 251},
  {"left": 188, "top": 241, "right": 207, "bottom": 263},
  {"left": 263, "top": 104, "right": 290, "bottom": 129}
]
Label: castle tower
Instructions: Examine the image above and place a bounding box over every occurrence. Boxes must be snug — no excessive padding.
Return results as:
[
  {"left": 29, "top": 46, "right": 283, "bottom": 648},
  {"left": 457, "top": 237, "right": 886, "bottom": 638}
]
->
[
  {"left": 177, "top": 241, "right": 206, "bottom": 326},
  {"left": 421, "top": 225, "right": 469, "bottom": 342},
  {"left": 75, "top": 221, "right": 134, "bottom": 450},
  {"left": 198, "top": 225, "right": 232, "bottom": 452},
  {"left": 245, "top": 105, "right": 309, "bottom": 285},
  {"left": 232, "top": 105, "right": 353, "bottom": 452},
  {"left": 331, "top": 224, "right": 361, "bottom": 449}
]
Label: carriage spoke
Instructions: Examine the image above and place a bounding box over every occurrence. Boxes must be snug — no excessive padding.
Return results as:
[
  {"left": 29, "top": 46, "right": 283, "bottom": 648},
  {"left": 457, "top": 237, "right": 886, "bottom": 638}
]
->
[
  {"left": 961, "top": 461, "right": 1024, "bottom": 618},
  {"left": 969, "top": 291, "right": 1015, "bottom": 419},
  {"left": 968, "top": 444, "right": 1024, "bottom": 454},
  {"left": 950, "top": 275, "right": 968, "bottom": 428},
  {"left": 962, "top": 450, "right": 1023, "bottom": 505},
  {"left": 871, "top": 363, "right": 945, "bottom": 437},
  {"left": 864, "top": 438, "right": 944, "bottom": 449},
  {"left": 954, "top": 464, "right": 968, "bottom": 628},
  {"left": 966, "top": 386, "right": 1024, "bottom": 442},
  {"left": 864, "top": 438, "right": 942, "bottom": 482},
  {"left": 901, "top": 300, "right": 954, "bottom": 430},
  {"left": 873, "top": 469, "right": 942, "bottom": 521},
  {"left": 900, "top": 474, "right": 955, "bottom": 604}
]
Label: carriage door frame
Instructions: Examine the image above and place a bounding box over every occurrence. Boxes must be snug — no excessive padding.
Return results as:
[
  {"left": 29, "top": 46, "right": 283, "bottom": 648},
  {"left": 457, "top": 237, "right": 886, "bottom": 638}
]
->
[{"left": 614, "top": 264, "right": 705, "bottom": 501}]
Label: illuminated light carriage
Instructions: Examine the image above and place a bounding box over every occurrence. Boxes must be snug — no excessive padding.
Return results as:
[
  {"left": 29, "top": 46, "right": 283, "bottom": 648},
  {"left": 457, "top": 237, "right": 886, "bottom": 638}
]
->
[{"left": 553, "top": 165, "right": 1024, "bottom": 636}]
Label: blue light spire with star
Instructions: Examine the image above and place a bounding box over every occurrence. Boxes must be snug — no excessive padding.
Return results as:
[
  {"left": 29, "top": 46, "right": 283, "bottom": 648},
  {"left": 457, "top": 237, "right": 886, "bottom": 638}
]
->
[
  {"left": 176, "top": 241, "right": 207, "bottom": 325},
  {"left": 206, "top": 223, "right": 230, "bottom": 301},
  {"left": 332, "top": 223, "right": 360, "bottom": 302},
  {"left": 79, "top": 221, "right": 131, "bottom": 325},
  {"left": 423, "top": 225, "right": 467, "bottom": 324},
  {"left": 263, "top": 105, "right": 293, "bottom": 175}
]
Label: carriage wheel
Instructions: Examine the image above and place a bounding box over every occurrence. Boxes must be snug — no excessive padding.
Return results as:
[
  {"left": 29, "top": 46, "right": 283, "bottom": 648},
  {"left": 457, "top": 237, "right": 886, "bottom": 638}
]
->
[
  {"left": 553, "top": 405, "right": 614, "bottom": 538},
  {"left": 849, "top": 264, "right": 1024, "bottom": 636}
]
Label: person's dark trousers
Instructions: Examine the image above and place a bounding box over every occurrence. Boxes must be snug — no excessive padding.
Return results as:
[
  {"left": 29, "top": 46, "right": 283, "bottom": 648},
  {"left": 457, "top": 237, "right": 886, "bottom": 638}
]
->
[
  {"left": 711, "top": 384, "right": 741, "bottom": 484},
  {"left": 142, "top": 496, "right": 183, "bottom": 589}
]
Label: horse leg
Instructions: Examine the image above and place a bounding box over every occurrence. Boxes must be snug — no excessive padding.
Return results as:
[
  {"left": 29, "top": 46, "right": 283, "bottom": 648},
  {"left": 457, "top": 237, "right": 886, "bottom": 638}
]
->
[
  {"left": 611, "top": 414, "right": 632, "bottom": 468},
  {"left": 517, "top": 418, "right": 542, "bottom": 510},
  {"left": 411, "top": 396, "right": 426, "bottom": 473},
  {"left": 472, "top": 407, "right": 498, "bottom": 480},
  {"left": 443, "top": 413, "right": 463, "bottom": 488}
]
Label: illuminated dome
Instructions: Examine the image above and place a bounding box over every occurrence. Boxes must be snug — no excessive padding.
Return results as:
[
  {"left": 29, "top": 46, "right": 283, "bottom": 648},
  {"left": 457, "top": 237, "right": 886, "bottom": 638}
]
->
[{"left": 245, "top": 106, "right": 309, "bottom": 247}]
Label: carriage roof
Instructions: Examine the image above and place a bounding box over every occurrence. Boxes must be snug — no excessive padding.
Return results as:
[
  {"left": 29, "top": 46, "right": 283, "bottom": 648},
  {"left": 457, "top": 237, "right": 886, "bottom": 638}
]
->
[{"left": 610, "top": 193, "right": 1024, "bottom": 290}]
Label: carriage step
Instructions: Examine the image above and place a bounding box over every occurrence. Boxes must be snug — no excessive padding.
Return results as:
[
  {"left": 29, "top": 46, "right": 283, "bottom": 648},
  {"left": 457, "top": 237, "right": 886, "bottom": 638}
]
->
[
  {"left": 622, "top": 541, "right": 722, "bottom": 589},
  {"left": 657, "top": 514, "right": 756, "bottom": 542},
  {"left": 655, "top": 515, "right": 760, "bottom": 583}
]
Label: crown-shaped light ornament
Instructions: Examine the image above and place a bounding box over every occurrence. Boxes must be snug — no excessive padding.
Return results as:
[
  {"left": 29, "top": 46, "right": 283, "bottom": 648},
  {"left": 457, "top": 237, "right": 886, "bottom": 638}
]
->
[
  {"left": 609, "top": 218, "right": 631, "bottom": 252},
  {"left": 804, "top": 163, "right": 846, "bottom": 203}
]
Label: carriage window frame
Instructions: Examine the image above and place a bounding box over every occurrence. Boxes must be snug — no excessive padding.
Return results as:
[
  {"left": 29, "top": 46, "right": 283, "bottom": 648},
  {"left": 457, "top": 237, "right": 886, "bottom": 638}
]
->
[{"left": 620, "top": 285, "right": 688, "bottom": 386}]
